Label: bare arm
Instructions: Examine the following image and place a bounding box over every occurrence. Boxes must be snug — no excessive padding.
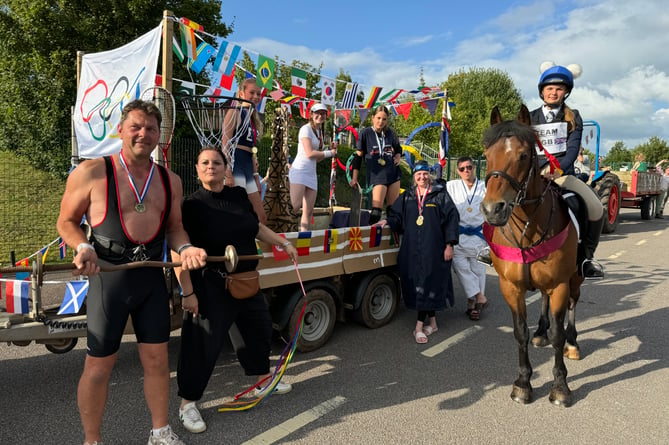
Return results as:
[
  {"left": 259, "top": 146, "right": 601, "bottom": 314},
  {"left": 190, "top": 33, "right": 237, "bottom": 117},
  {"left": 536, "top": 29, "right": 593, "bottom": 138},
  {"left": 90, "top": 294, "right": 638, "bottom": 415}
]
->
[
  {"left": 164, "top": 170, "right": 208, "bottom": 270},
  {"left": 171, "top": 250, "right": 199, "bottom": 316},
  {"left": 56, "top": 160, "right": 102, "bottom": 276},
  {"left": 256, "top": 223, "right": 298, "bottom": 263}
]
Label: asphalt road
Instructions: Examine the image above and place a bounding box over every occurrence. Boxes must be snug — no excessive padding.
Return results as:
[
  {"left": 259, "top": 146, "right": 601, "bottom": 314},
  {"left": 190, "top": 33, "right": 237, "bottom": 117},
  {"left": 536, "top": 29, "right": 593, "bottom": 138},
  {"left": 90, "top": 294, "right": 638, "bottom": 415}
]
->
[{"left": 1, "top": 208, "right": 668, "bottom": 445}]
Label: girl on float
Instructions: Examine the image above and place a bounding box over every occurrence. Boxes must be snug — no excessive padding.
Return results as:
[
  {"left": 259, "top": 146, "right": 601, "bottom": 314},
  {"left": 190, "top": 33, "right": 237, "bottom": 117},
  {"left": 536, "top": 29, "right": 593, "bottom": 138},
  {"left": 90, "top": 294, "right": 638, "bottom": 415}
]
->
[
  {"left": 350, "top": 105, "right": 402, "bottom": 224},
  {"left": 288, "top": 103, "right": 337, "bottom": 231},
  {"left": 222, "top": 78, "right": 267, "bottom": 224},
  {"left": 530, "top": 62, "right": 604, "bottom": 279}
]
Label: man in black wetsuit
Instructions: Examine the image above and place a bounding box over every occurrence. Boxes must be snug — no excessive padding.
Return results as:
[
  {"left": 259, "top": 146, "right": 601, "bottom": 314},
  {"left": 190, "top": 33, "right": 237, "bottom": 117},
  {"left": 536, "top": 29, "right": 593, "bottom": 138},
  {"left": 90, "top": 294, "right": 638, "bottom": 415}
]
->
[{"left": 57, "top": 100, "right": 207, "bottom": 445}]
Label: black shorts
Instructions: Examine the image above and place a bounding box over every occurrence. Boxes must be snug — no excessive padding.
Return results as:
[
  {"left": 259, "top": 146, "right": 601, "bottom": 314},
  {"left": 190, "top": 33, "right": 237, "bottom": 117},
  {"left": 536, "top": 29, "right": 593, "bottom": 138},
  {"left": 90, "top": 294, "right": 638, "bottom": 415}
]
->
[{"left": 86, "top": 264, "right": 170, "bottom": 357}]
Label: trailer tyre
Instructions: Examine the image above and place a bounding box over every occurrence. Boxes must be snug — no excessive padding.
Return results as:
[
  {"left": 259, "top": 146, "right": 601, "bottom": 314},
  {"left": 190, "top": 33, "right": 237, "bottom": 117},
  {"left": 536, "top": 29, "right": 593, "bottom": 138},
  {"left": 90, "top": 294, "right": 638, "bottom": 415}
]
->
[
  {"left": 593, "top": 174, "right": 621, "bottom": 233},
  {"left": 287, "top": 289, "right": 336, "bottom": 353},
  {"left": 640, "top": 196, "right": 655, "bottom": 220},
  {"left": 353, "top": 273, "right": 398, "bottom": 328},
  {"left": 45, "top": 338, "right": 78, "bottom": 354}
]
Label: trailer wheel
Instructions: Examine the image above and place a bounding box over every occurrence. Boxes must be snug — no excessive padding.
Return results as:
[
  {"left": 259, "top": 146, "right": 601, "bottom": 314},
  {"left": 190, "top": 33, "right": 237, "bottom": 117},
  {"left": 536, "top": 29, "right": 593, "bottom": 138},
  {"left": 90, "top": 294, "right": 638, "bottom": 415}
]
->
[
  {"left": 287, "top": 289, "right": 336, "bottom": 353},
  {"left": 45, "top": 338, "right": 78, "bottom": 354},
  {"left": 640, "top": 196, "right": 655, "bottom": 220},
  {"left": 593, "top": 174, "right": 621, "bottom": 233},
  {"left": 353, "top": 273, "right": 398, "bottom": 328}
]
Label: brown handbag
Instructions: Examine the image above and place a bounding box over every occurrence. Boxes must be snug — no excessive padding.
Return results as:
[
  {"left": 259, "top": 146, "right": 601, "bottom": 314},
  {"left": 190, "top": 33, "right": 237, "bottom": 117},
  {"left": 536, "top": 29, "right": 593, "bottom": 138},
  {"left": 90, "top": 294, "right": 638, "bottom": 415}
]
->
[{"left": 225, "top": 270, "right": 260, "bottom": 299}]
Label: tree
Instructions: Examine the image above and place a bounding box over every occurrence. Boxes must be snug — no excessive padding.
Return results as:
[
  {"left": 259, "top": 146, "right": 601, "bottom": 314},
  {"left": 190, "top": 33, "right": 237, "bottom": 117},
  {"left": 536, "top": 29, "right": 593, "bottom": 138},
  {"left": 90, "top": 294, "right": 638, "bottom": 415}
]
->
[
  {"left": 0, "top": 1, "right": 230, "bottom": 176},
  {"left": 603, "top": 141, "right": 632, "bottom": 165},
  {"left": 444, "top": 67, "right": 523, "bottom": 158},
  {"left": 633, "top": 136, "right": 669, "bottom": 165}
]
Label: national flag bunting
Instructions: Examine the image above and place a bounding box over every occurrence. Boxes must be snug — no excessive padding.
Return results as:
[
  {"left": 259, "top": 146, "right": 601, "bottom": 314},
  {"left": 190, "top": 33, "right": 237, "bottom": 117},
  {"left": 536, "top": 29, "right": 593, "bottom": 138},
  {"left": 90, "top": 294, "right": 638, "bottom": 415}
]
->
[
  {"left": 369, "top": 226, "right": 382, "bottom": 248},
  {"left": 272, "top": 235, "right": 291, "bottom": 261},
  {"left": 379, "top": 89, "right": 404, "bottom": 103},
  {"left": 179, "top": 23, "right": 196, "bottom": 61},
  {"left": 57, "top": 280, "right": 90, "bottom": 315},
  {"left": 188, "top": 42, "right": 215, "bottom": 74},
  {"left": 59, "top": 238, "right": 67, "bottom": 259},
  {"left": 321, "top": 78, "right": 336, "bottom": 106},
  {"left": 349, "top": 227, "right": 363, "bottom": 251},
  {"left": 389, "top": 231, "right": 400, "bottom": 246},
  {"left": 396, "top": 102, "right": 413, "bottom": 121},
  {"left": 362, "top": 86, "right": 382, "bottom": 109},
  {"left": 439, "top": 94, "right": 451, "bottom": 168},
  {"left": 256, "top": 54, "right": 275, "bottom": 89},
  {"left": 213, "top": 40, "right": 240, "bottom": 77},
  {"left": 291, "top": 68, "right": 307, "bottom": 97},
  {"left": 176, "top": 80, "right": 196, "bottom": 97},
  {"left": 172, "top": 36, "right": 185, "bottom": 63},
  {"left": 39, "top": 246, "right": 49, "bottom": 263},
  {"left": 15, "top": 257, "right": 29, "bottom": 281},
  {"left": 323, "top": 229, "right": 338, "bottom": 253},
  {"left": 296, "top": 232, "right": 312, "bottom": 256},
  {"left": 341, "top": 82, "right": 358, "bottom": 109},
  {"left": 179, "top": 17, "right": 204, "bottom": 32},
  {"left": 3, "top": 280, "right": 29, "bottom": 314}
]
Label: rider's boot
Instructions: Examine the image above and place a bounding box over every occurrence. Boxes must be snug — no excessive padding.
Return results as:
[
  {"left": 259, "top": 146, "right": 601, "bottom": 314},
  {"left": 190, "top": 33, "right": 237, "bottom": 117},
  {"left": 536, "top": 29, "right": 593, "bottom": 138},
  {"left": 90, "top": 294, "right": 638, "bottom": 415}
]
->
[
  {"left": 476, "top": 247, "right": 493, "bottom": 266},
  {"left": 581, "top": 216, "right": 605, "bottom": 279}
]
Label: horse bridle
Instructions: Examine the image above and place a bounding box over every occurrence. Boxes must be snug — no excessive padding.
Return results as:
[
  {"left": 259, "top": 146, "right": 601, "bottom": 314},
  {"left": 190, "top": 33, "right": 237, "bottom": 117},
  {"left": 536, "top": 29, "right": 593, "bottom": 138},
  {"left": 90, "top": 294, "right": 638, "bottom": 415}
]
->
[{"left": 484, "top": 133, "right": 538, "bottom": 207}]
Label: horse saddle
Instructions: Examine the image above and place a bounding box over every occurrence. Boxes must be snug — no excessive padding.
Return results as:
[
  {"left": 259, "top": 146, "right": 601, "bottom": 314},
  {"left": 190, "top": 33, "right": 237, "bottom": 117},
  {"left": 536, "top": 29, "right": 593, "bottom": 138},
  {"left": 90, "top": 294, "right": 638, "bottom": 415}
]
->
[{"left": 558, "top": 188, "right": 588, "bottom": 264}]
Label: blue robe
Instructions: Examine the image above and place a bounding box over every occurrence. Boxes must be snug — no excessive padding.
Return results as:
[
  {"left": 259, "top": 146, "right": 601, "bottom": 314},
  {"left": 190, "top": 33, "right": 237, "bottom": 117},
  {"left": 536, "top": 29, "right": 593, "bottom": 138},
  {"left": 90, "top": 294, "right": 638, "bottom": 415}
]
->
[{"left": 386, "top": 180, "right": 460, "bottom": 310}]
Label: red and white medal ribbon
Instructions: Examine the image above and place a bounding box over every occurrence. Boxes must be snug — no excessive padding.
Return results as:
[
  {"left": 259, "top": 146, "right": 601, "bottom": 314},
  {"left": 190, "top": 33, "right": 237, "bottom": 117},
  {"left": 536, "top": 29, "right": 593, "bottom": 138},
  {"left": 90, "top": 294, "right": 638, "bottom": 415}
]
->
[{"left": 119, "top": 151, "right": 155, "bottom": 213}]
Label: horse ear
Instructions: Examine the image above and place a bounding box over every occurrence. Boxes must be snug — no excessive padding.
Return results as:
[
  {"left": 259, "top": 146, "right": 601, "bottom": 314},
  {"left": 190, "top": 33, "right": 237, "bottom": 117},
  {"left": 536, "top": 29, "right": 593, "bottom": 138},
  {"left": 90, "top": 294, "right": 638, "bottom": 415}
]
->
[
  {"left": 517, "top": 104, "right": 531, "bottom": 125},
  {"left": 490, "top": 106, "right": 503, "bottom": 125}
]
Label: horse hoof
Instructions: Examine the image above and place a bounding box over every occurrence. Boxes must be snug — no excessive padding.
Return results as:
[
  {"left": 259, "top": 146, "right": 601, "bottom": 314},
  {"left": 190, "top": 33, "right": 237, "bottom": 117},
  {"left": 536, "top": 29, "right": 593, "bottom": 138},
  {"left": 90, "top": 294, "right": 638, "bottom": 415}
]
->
[
  {"left": 563, "top": 345, "right": 581, "bottom": 360},
  {"left": 532, "top": 335, "right": 550, "bottom": 348},
  {"left": 510, "top": 385, "right": 533, "bottom": 404},
  {"left": 549, "top": 389, "right": 573, "bottom": 407}
]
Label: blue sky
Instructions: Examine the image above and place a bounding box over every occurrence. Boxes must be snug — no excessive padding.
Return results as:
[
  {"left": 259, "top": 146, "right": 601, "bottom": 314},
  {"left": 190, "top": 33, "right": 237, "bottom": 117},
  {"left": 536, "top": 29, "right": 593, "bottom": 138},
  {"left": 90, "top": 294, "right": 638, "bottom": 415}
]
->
[{"left": 218, "top": 0, "right": 669, "bottom": 154}]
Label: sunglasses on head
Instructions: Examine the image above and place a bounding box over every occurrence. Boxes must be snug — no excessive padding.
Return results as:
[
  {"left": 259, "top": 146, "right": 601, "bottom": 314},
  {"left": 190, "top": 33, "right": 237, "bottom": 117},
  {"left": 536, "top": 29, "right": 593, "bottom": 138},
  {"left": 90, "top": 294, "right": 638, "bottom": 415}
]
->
[{"left": 458, "top": 165, "right": 473, "bottom": 172}]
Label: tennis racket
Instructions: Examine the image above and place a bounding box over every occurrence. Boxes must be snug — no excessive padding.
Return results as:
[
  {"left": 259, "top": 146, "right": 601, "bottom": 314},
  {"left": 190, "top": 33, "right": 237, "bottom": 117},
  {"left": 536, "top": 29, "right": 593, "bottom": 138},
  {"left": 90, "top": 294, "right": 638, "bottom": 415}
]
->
[{"left": 140, "top": 86, "right": 176, "bottom": 167}]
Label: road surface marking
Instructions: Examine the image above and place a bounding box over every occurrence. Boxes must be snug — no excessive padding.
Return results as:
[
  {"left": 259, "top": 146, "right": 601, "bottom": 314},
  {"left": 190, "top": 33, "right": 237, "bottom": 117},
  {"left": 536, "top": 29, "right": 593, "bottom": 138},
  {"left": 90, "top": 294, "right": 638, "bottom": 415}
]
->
[
  {"left": 242, "top": 396, "right": 347, "bottom": 444},
  {"left": 635, "top": 239, "right": 647, "bottom": 246},
  {"left": 421, "top": 326, "right": 483, "bottom": 357},
  {"left": 608, "top": 250, "right": 626, "bottom": 259},
  {"left": 653, "top": 231, "right": 664, "bottom": 236}
]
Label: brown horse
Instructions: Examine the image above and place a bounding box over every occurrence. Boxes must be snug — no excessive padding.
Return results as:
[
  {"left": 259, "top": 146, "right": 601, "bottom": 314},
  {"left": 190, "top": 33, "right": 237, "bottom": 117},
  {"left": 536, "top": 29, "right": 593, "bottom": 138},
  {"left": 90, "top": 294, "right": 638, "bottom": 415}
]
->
[{"left": 480, "top": 105, "right": 584, "bottom": 407}]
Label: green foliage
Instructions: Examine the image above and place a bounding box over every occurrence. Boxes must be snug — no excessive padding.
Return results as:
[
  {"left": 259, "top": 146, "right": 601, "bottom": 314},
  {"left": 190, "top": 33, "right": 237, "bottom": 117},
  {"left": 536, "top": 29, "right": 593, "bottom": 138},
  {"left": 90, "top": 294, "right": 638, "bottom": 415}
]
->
[
  {"left": 633, "top": 136, "right": 669, "bottom": 165},
  {"left": 0, "top": 1, "right": 230, "bottom": 177},
  {"left": 444, "top": 67, "right": 523, "bottom": 158}
]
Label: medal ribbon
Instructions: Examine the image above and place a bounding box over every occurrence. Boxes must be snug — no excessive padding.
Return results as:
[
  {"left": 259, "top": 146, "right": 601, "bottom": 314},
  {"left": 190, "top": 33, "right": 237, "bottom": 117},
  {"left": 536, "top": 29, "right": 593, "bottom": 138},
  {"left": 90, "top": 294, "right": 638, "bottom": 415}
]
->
[
  {"left": 119, "top": 151, "right": 155, "bottom": 207},
  {"left": 416, "top": 186, "right": 430, "bottom": 217},
  {"left": 374, "top": 131, "right": 386, "bottom": 158},
  {"left": 461, "top": 179, "right": 479, "bottom": 207}
]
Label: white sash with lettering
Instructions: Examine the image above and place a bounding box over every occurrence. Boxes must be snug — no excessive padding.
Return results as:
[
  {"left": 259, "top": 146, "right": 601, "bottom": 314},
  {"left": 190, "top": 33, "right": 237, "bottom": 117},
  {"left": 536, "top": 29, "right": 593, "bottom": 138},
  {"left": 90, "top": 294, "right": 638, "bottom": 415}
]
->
[{"left": 532, "top": 122, "right": 568, "bottom": 156}]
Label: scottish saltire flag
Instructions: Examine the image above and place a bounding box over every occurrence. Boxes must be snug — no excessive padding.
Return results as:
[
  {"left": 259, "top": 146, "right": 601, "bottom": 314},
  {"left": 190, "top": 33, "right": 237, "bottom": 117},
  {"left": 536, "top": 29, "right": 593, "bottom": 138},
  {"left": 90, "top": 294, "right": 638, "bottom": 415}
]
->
[
  {"left": 4, "top": 280, "right": 29, "bottom": 314},
  {"left": 341, "top": 82, "right": 358, "bottom": 109},
  {"left": 188, "top": 41, "right": 214, "bottom": 74},
  {"left": 57, "top": 281, "right": 89, "bottom": 315},
  {"left": 212, "top": 40, "right": 240, "bottom": 76},
  {"left": 296, "top": 232, "right": 312, "bottom": 256},
  {"left": 321, "top": 78, "right": 336, "bottom": 106}
]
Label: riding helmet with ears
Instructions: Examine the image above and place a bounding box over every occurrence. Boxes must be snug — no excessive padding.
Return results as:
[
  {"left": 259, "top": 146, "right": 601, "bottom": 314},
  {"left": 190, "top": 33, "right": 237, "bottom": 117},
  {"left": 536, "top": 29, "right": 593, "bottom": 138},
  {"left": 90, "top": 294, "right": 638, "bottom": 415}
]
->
[{"left": 538, "top": 61, "right": 582, "bottom": 100}]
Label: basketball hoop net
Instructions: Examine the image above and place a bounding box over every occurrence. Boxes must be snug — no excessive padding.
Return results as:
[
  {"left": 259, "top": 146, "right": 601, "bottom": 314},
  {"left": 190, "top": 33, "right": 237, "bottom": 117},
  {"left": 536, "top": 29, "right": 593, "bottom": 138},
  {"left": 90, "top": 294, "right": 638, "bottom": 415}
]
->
[{"left": 180, "top": 95, "right": 255, "bottom": 170}]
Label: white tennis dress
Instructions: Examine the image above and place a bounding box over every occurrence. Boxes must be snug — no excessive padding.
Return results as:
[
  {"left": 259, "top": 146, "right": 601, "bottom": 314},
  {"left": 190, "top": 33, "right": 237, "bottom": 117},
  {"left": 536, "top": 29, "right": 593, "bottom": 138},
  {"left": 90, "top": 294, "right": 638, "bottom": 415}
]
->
[{"left": 289, "top": 124, "right": 323, "bottom": 190}]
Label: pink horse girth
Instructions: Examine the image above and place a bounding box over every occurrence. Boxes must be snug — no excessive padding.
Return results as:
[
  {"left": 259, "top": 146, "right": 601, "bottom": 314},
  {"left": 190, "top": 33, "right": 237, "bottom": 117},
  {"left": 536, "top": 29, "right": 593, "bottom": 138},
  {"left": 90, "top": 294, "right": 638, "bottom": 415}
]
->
[{"left": 482, "top": 222, "right": 570, "bottom": 264}]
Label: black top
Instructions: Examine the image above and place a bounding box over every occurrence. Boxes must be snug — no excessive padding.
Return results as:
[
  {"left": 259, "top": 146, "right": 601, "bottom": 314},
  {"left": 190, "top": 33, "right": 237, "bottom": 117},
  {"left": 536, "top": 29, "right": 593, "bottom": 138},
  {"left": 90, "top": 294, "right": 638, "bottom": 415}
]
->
[
  {"left": 89, "top": 156, "right": 171, "bottom": 264},
  {"left": 182, "top": 186, "right": 260, "bottom": 273},
  {"left": 358, "top": 126, "right": 402, "bottom": 186}
]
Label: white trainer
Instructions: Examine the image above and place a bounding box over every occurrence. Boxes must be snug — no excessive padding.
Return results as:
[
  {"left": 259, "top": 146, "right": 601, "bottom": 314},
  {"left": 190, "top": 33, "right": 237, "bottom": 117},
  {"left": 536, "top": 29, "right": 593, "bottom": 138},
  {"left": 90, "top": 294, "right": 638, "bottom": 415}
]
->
[
  {"left": 147, "top": 425, "right": 185, "bottom": 445},
  {"left": 179, "top": 401, "right": 206, "bottom": 434},
  {"left": 254, "top": 381, "right": 293, "bottom": 397}
]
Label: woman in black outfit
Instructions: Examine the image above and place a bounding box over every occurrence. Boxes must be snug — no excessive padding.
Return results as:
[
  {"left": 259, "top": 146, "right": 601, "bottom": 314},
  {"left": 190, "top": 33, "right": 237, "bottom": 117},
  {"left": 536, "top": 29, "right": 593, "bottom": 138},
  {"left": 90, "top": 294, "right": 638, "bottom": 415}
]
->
[{"left": 173, "top": 146, "right": 298, "bottom": 435}]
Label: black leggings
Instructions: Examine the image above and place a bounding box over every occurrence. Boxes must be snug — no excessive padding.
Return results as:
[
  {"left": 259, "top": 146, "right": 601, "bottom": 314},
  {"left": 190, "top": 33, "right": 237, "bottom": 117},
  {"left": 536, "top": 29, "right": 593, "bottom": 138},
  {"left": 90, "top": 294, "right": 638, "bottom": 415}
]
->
[{"left": 417, "top": 310, "right": 435, "bottom": 322}]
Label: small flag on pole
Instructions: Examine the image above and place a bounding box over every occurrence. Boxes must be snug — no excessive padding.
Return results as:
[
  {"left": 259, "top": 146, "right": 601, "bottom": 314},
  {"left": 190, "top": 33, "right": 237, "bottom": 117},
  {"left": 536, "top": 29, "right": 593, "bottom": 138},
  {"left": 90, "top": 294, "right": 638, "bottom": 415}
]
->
[
  {"left": 3, "top": 280, "right": 30, "bottom": 314},
  {"left": 57, "top": 281, "right": 90, "bottom": 315}
]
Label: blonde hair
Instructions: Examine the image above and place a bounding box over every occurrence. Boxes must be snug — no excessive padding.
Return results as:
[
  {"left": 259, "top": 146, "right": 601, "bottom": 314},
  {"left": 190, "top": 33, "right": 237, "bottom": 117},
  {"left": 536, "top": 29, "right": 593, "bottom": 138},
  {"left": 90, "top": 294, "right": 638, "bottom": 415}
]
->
[{"left": 237, "top": 78, "right": 264, "bottom": 136}]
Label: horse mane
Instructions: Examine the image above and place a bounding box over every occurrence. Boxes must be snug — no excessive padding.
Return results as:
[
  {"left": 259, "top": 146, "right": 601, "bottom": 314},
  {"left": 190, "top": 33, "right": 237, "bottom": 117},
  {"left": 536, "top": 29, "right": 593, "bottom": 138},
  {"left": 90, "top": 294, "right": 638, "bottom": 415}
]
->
[{"left": 483, "top": 120, "right": 536, "bottom": 149}]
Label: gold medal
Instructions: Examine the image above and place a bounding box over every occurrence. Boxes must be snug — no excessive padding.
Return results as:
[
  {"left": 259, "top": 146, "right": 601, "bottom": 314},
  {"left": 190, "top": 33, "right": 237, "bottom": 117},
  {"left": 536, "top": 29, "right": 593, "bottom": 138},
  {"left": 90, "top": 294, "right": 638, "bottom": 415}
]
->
[
  {"left": 378, "top": 158, "right": 386, "bottom": 166},
  {"left": 416, "top": 215, "right": 424, "bottom": 226},
  {"left": 467, "top": 207, "right": 473, "bottom": 213},
  {"left": 135, "top": 203, "right": 146, "bottom": 213}
]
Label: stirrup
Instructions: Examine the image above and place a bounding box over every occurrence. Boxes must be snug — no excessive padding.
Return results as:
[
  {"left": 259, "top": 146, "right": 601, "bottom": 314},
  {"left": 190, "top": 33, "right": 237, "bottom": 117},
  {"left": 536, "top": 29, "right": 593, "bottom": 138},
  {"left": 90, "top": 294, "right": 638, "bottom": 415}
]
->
[
  {"left": 476, "top": 248, "right": 493, "bottom": 266},
  {"left": 581, "top": 259, "right": 604, "bottom": 280}
]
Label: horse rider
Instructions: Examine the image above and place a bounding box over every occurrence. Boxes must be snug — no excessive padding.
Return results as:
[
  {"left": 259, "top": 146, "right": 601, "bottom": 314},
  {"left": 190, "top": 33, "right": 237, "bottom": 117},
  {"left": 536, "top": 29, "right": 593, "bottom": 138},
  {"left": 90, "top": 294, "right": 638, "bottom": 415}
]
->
[{"left": 530, "top": 62, "right": 605, "bottom": 279}]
